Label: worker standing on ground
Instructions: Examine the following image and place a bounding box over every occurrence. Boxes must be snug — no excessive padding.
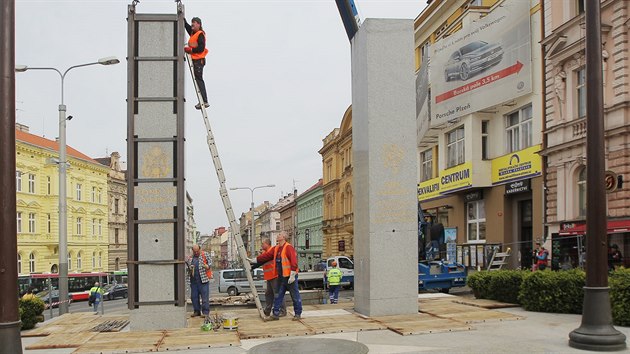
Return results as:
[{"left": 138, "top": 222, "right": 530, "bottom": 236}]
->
[
  {"left": 188, "top": 244, "right": 212, "bottom": 317},
  {"left": 249, "top": 238, "right": 287, "bottom": 317},
  {"left": 184, "top": 17, "right": 209, "bottom": 110},
  {"left": 326, "top": 261, "right": 343, "bottom": 304},
  {"left": 251, "top": 231, "right": 302, "bottom": 321}
]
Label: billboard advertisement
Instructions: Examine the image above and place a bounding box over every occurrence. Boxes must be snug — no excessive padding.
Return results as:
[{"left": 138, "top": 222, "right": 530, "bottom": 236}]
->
[
  {"left": 416, "top": 52, "right": 430, "bottom": 145},
  {"left": 491, "top": 144, "right": 542, "bottom": 184},
  {"left": 430, "top": 1, "right": 531, "bottom": 125}
]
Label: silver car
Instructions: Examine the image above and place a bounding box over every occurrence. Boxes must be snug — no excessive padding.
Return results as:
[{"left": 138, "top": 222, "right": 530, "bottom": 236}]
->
[
  {"left": 444, "top": 41, "right": 503, "bottom": 82},
  {"left": 218, "top": 268, "right": 265, "bottom": 296}
]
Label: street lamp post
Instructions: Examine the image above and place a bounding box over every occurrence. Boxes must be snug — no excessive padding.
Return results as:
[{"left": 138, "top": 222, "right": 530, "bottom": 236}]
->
[
  {"left": 230, "top": 184, "right": 275, "bottom": 255},
  {"left": 15, "top": 57, "right": 119, "bottom": 315}
]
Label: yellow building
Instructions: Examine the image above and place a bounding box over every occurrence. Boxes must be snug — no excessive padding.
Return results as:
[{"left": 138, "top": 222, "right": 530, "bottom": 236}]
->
[
  {"left": 319, "top": 106, "right": 353, "bottom": 259},
  {"left": 16, "top": 124, "right": 109, "bottom": 275}
]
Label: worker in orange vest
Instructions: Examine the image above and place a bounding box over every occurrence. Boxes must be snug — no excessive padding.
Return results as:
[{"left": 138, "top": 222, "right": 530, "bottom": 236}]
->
[
  {"left": 251, "top": 231, "right": 302, "bottom": 321},
  {"left": 184, "top": 17, "right": 209, "bottom": 110},
  {"left": 249, "top": 238, "right": 287, "bottom": 317}
]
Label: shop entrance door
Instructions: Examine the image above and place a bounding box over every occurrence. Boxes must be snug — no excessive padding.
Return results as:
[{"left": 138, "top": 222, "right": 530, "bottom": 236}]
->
[{"left": 519, "top": 200, "right": 533, "bottom": 269}]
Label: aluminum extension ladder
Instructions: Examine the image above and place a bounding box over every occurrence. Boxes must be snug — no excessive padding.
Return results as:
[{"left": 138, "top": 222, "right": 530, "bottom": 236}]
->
[
  {"left": 185, "top": 53, "right": 265, "bottom": 319},
  {"left": 487, "top": 247, "right": 512, "bottom": 271}
]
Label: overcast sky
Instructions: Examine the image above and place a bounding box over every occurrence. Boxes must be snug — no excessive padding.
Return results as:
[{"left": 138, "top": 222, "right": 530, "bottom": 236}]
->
[{"left": 15, "top": 0, "right": 425, "bottom": 234}]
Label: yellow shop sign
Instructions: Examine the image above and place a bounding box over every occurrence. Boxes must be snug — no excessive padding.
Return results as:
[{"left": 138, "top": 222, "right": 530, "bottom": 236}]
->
[
  {"left": 418, "top": 177, "right": 440, "bottom": 201},
  {"left": 492, "top": 145, "right": 542, "bottom": 184},
  {"left": 440, "top": 162, "right": 473, "bottom": 193}
]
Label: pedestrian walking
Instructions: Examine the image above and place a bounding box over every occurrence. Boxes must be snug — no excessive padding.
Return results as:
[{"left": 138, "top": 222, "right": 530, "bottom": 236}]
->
[
  {"left": 89, "top": 282, "right": 104, "bottom": 315},
  {"left": 188, "top": 244, "right": 212, "bottom": 317},
  {"left": 184, "top": 17, "right": 209, "bottom": 110},
  {"left": 251, "top": 231, "right": 302, "bottom": 321},
  {"left": 249, "top": 238, "right": 287, "bottom": 317},
  {"left": 326, "top": 261, "right": 343, "bottom": 304}
]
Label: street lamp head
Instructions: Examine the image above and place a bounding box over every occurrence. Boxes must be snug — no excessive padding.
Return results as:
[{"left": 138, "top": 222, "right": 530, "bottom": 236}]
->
[
  {"left": 15, "top": 65, "right": 28, "bottom": 72},
  {"left": 98, "top": 56, "right": 120, "bottom": 65},
  {"left": 266, "top": 184, "right": 276, "bottom": 188}
]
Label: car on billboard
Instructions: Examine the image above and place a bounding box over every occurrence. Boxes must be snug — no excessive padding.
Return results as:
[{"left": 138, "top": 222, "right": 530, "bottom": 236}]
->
[{"left": 444, "top": 41, "right": 503, "bottom": 82}]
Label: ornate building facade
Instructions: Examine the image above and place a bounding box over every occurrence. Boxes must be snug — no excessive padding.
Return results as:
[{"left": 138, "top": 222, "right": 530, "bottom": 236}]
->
[
  {"left": 319, "top": 106, "right": 354, "bottom": 259},
  {"left": 96, "top": 152, "right": 127, "bottom": 272},
  {"left": 542, "top": 0, "right": 630, "bottom": 269},
  {"left": 16, "top": 124, "right": 109, "bottom": 274}
]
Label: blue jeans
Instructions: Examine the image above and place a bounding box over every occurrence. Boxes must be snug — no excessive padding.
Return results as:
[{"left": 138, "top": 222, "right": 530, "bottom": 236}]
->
[
  {"left": 328, "top": 285, "right": 340, "bottom": 304},
  {"left": 191, "top": 280, "right": 210, "bottom": 315},
  {"left": 273, "top": 274, "right": 302, "bottom": 317},
  {"left": 93, "top": 300, "right": 100, "bottom": 313}
]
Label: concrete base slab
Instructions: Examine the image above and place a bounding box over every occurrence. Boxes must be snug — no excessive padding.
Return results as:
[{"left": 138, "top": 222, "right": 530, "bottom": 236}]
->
[{"left": 129, "top": 305, "right": 186, "bottom": 331}]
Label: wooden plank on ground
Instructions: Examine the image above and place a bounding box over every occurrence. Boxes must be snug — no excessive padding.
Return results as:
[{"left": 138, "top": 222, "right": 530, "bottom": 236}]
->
[
  {"left": 373, "top": 313, "right": 474, "bottom": 336},
  {"left": 236, "top": 315, "right": 314, "bottom": 339},
  {"left": 158, "top": 328, "right": 240, "bottom": 351},
  {"left": 25, "top": 332, "right": 98, "bottom": 350},
  {"left": 436, "top": 310, "right": 524, "bottom": 323},
  {"left": 72, "top": 331, "right": 165, "bottom": 354},
  {"left": 301, "top": 314, "right": 387, "bottom": 335},
  {"left": 452, "top": 298, "right": 519, "bottom": 309}
]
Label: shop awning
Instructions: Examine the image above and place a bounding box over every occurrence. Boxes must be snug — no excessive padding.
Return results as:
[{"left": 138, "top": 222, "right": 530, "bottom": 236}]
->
[{"left": 558, "top": 220, "right": 630, "bottom": 236}]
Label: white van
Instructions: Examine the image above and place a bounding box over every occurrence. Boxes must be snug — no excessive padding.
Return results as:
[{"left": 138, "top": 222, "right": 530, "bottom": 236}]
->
[{"left": 218, "top": 268, "right": 265, "bottom": 296}]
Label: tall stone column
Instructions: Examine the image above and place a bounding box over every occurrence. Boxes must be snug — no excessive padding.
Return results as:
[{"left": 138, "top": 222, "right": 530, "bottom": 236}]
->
[{"left": 352, "top": 19, "right": 418, "bottom": 317}]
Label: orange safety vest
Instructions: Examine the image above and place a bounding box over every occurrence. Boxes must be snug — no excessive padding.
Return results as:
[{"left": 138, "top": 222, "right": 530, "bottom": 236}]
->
[
  {"left": 188, "top": 30, "right": 208, "bottom": 60},
  {"left": 201, "top": 251, "right": 213, "bottom": 279},
  {"left": 273, "top": 243, "right": 296, "bottom": 278},
  {"left": 262, "top": 246, "right": 277, "bottom": 281}
]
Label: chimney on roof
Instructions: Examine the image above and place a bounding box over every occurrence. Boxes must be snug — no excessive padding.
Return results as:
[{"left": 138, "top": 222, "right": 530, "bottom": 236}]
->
[{"left": 15, "top": 122, "right": 29, "bottom": 132}]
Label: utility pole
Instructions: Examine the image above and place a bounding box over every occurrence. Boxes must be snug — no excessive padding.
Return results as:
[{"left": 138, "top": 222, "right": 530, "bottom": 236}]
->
[
  {"left": 0, "top": 1, "right": 23, "bottom": 352},
  {"left": 568, "top": 0, "right": 626, "bottom": 350}
]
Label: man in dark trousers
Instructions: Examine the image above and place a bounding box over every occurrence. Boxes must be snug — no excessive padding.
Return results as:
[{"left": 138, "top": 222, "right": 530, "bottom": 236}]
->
[
  {"left": 252, "top": 231, "right": 302, "bottom": 321},
  {"left": 188, "top": 244, "right": 212, "bottom": 317},
  {"left": 184, "top": 17, "right": 209, "bottom": 110},
  {"left": 249, "top": 238, "right": 287, "bottom": 317}
]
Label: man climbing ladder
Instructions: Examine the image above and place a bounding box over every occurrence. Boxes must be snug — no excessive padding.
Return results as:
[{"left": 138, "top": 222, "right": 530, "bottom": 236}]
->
[{"left": 184, "top": 16, "right": 209, "bottom": 110}]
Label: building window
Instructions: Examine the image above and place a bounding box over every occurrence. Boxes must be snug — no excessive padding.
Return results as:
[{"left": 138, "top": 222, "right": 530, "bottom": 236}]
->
[
  {"left": 447, "top": 126, "right": 465, "bottom": 168},
  {"left": 482, "top": 121, "right": 489, "bottom": 160},
  {"left": 98, "top": 189, "right": 102, "bottom": 204},
  {"left": 17, "top": 254, "right": 22, "bottom": 274},
  {"left": 98, "top": 252, "right": 102, "bottom": 268},
  {"left": 76, "top": 217, "right": 82, "bottom": 235},
  {"left": 115, "top": 258, "right": 120, "bottom": 271},
  {"left": 577, "top": 0, "right": 585, "bottom": 15},
  {"left": 276, "top": 221, "right": 280, "bottom": 231},
  {"left": 115, "top": 228, "right": 119, "bottom": 244},
  {"left": 47, "top": 214, "right": 51, "bottom": 233},
  {"left": 92, "top": 187, "right": 96, "bottom": 203},
  {"left": 17, "top": 212, "right": 22, "bottom": 233},
  {"left": 92, "top": 252, "right": 96, "bottom": 268},
  {"left": 29, "top": 252, "right": 35, "bottom": 273},
  {"left": 47, "top": 176, "right": 51, "bottom": 195},
  {"left": 114, "top": 198, "right": 119, "bottom": 214},
  {"left": 28, "top": 213, "right": 36, "bottom": 233},
  {"left": 76, "top": 183, "right": 82, "bottom": 201},
  {"left": 467, "top": 200, "right": 486, "bottom": 242},
  {"left": 28, "top": 174, "right": 35, "bottom": 193},
  {"left": 16, "top": 171, "right": 21, "bottom": 192},
  {"left": 338, "top": 239, "right": 346, "bottom": 252},
  {"left": 577, "top": 167, "right": 586, "bottom": 217},
  {"left": 576, "top": 68, "right": 586, "bottom": 118},
  {"left": 68, "top": 253, "right": 72, "bottom": 270},
  {"left": 420, "top": 149, "right": 433, "bottom": 182},
  {"left": 77, "top": 252, "right": 82, "bottom": 269},
  {"left": 98, "top": 219, "right": 102, "bottom": 236},
  {"left": 506, "top": 105, "right": 533, "bottom": 153}
]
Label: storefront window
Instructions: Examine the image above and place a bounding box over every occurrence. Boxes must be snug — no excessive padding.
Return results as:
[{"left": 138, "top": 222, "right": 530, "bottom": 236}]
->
[
  {"left": 467, "top": 200, "right": 486, "bottom": 242},
  {"left": 577, "top": 167, "right": 586, "bottom": 217}
]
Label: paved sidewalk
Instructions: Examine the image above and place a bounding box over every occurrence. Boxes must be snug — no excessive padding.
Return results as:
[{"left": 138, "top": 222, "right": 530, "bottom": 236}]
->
[{"left": 21, "top": 306, "right": 629, "bottom": 354}]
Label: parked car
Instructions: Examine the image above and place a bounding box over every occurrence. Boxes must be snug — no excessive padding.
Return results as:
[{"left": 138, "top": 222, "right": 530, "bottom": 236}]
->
[
  {"left": 103, "top": 284, "right": 128, "bottom": 300},
  {"left": 444, "top": 40, "right": 504, "bottom": 82},
  {"left": 35, "top": 289, "right": 59, "bottom": 306},
  {"left": 218, "top": 268, "right": 264, "bottom": 296}
]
